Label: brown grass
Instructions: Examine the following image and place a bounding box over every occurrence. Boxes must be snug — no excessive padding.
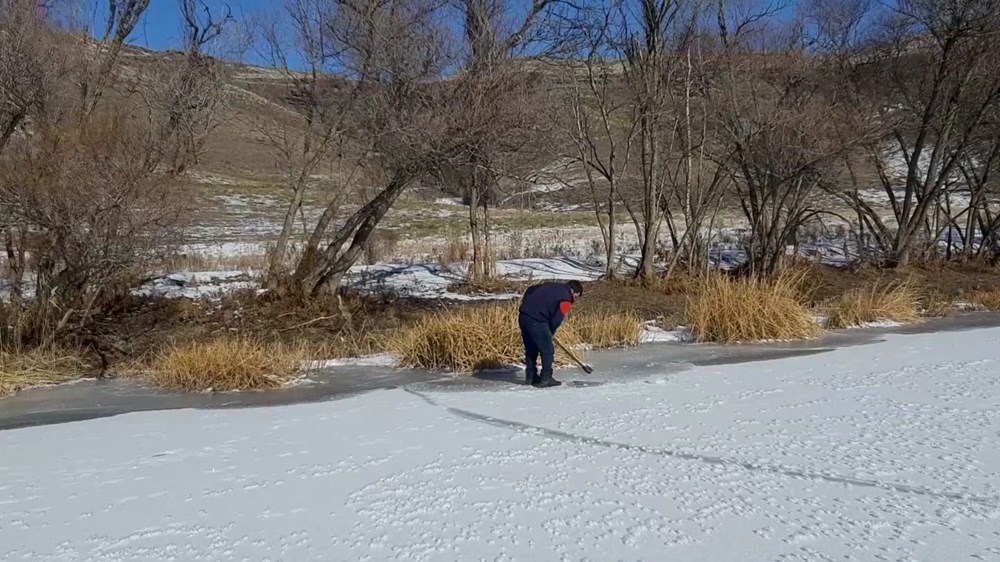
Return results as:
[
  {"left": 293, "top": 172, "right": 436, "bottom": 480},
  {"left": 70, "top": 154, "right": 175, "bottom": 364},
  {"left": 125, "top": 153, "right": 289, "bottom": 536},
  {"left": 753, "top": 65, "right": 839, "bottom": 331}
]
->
[
  {"left": 570, "top": 310, "right": 644, "bottom": 348},
  {"left": 921, "top": 291, "right": 955, "bottom": 317},
  {"left": 151, "top": 337, "right": 306, "bottom": 392},
  {"left": 685, "top": 270, "right": 820, "bottom": 343},
  {"left": 826, "top": 280, "right": 920, "bottom": 329},
  {"left": 642, "top": 270, "right": 700, "bottom": 296},
  {"left": 436, "top": 233, "right": 470, "bottom": 265},
  {"left": 971, "top": 288, "right": 1000, "bottom": 311},
  {"left": 389, "top": 303, "right": 642, "bottom": 372},
  {"left": 156, "top": 251, "right": 267, "bottom": 272},
  {"left": 0, "top": 349, "right": 88, "bottom": 398}
]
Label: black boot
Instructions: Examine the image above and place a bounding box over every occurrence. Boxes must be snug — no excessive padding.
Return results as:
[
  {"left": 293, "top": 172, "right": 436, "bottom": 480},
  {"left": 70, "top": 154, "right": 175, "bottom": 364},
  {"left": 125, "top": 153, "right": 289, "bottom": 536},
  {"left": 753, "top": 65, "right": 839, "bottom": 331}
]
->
[{"left": 533, "top": 376, "right": 562, "bottom": 388}]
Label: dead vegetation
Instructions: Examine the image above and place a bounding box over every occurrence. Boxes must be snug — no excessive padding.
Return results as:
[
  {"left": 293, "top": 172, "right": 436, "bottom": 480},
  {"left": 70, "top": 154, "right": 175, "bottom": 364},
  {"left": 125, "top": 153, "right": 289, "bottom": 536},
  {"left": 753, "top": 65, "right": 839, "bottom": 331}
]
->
[
  {"left": 971, "top": 289, "right": 1000, "bottom": 311},
  {"left": 921, "top": 291, "right": 956, "bottom": 318},
  {"left": 447, "top": 277, "right": 529, "bottom": 297},
  {"left": 825, "top": 280, "right": 920, "bottom": 329},
  {"left": 0, "top": 348, "right": 89, "bottom": 398},
  {"left": 390, "top": 304, "right": 579, "bottom": 372},
  {"left": 685, "top": 270, "right": 820, "bottom": 343},
  {"left": 150, "top": 337, "right": 305, "bottom": 392},
  {"left": 390, "top": 303, "right": 642, "bottom": 372},
  {"left": 570, "top": 310, "right": 644, "bottom": 349}
]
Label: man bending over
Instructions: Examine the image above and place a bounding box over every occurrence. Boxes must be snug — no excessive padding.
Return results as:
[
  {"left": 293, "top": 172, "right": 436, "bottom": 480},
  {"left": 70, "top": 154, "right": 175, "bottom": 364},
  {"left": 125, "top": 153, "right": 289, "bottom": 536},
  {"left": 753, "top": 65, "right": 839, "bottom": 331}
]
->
[{"left": 517, "top": 280, "right": 583, "bottom": 388}]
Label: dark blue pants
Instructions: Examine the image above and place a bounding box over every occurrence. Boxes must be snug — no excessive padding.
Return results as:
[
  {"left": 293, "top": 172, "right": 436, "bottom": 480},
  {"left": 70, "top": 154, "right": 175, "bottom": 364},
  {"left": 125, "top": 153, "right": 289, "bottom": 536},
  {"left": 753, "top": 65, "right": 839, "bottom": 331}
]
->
[{"left": 519, "top": 314, "right": 554, "bottom": 384}]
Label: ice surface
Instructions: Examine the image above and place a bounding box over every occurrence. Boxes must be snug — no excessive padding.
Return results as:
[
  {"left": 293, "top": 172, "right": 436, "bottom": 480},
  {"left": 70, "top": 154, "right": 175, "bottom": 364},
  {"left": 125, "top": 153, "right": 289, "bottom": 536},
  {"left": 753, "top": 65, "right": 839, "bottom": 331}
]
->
[{"left": 2, "top": 327, "right": 999, "bottom": 560}]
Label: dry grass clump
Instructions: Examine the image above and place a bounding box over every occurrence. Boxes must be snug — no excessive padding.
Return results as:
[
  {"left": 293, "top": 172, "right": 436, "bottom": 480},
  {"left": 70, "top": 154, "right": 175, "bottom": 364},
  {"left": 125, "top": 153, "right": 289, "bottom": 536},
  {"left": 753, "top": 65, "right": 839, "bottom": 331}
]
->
[
  {"left": 156, "top": 251, "right": 267, "bottom": 272},
  {"left": 826, "top": 280, "right": 920, "bottom": 329},
  {"left": 390, "top": 304, "right": 579, "bottom": 371},
  {"left": 970, "top": 288, "right": 1000, "bottom": 311},
  {"left": 151, "top": 337, "right": 305, "bottom": 392},
  {"left": 390, "top": 303, "right": 641, "bottom": 372},
  {"left": 921, "top": 291, "right": 955, "bottom": 317},
  {"left": 0, "top": 349, "right": 88, "bottom": 398},
  {"left": 685, "top": 270, "right": 820, "bottom": 343},
  {"left": 570, "top": 310, "right": 644, "bottom": 348}
]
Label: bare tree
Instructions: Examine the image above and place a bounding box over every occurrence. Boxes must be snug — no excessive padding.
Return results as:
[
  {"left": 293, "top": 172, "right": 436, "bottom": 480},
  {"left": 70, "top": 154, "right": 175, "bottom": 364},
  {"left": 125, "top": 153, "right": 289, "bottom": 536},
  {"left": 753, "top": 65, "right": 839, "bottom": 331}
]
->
[
  {"left": 713, "top": 0, "right": 865, "bottom": 276},
  {"left": 276, "top": 0, "right": 470, "bottom": 296},
  {"left": 0, "top": 0, "right": 236, "bottom": 351},
  {"left": 953, "top": 109, "right": 1000, "bottom": 259},
  {"left": 823, "top": 0, "right": 1000, "bottom": 266},
  {"left": 449, "top": 0, "right": 571, "bottom": 281},
  {"left": 619, "top": 0, "right": 695, "bottom": 282},
  {"left": 252, "top": 0, "right": 357, "bottom": 280},
  {"left": 557, "top": 1, "right": 637, "bottom": 279},
  {"left": 662, "top": 35, "right": 730, "bottom": 276},
  {"left": 76, "top": 0, "right": 152, "bottom": 119},
  {"left": 0, "top": 0, "right": 65, "bottom": 154},
  {"left": 144, "top": 0, "right": 235, "bottom": 175}
]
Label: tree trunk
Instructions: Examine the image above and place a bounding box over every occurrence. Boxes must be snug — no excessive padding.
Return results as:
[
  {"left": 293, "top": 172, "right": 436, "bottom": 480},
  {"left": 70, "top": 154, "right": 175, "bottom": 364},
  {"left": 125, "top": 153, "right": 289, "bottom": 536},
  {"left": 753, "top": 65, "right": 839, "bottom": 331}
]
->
[
  {"left": 468, "top": 185, "right": 484, "bottom": 280},
  {"left": 295, "top": 169, "right": 416, "bottom": 296},
  {"left": 482, "top": 200, "right": 494, "bottom": 278},
  {"left": 605, "top": 190, "right": 616, "bottom": 278},
  {"left": 639, "top": 221, "right": 657, "bottom": 281},
  {"left": 269, "top": 183, "right": 305, "bottom": 279},
  {"left": 0, "top": 113, "right": 24, "bottom": 155}
]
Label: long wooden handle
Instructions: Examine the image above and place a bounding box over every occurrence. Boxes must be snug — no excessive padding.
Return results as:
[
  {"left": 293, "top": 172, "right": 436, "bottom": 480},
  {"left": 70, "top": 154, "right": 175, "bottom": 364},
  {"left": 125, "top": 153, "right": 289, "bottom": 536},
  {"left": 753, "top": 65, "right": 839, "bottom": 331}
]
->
[{"left": 554, "top": 338, "right": 593, "bottom": 374}]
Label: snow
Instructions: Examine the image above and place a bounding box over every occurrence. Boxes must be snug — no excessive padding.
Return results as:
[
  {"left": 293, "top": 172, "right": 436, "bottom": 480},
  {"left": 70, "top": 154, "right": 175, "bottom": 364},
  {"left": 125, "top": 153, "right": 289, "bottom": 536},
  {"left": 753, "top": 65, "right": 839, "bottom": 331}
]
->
[
  {"left": 492, "top": 257, "right": 602, "bottom": 282},
  {"left": 3, "top": 326, "right": 1000, "bottom": 560},
  {"left": 24, "top": 257, "right": 600, "bottom": 304},
  {"left": 179, "top": 241, "right": 268, "bottom": 259},
  {"left": 132, "top": 272, "right": 256, "bottom": 300},
  {"left": 640, "top": 323, "right": 691, "bottom": 343},
  {"left": 526, "top": 181, "right": 563, "bottom": 193},
  {"left": 345, "top": 257, "right": 602, "bottom": 300},
  {"left": 302, "top": 354, "right": 399, "bottom": 369},
  {"left": 845, "top": 319, "right": 906, "bottom": 329}
]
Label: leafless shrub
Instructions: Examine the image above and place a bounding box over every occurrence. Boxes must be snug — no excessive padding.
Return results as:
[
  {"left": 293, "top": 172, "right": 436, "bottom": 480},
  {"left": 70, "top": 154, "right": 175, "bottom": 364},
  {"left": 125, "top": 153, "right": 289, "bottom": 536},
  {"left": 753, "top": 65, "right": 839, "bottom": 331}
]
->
[
  {"left": 0, "top": 0, "right": 67, "bottom": 154},
  {"left": 712, "top": 5, "right": 868, "bottom": 277},
  {"left": 0, "top": 0, "right": 234, "bottom": 351},
  {"left": 0, "top": 115, "right": 187, "bottom": 344}
]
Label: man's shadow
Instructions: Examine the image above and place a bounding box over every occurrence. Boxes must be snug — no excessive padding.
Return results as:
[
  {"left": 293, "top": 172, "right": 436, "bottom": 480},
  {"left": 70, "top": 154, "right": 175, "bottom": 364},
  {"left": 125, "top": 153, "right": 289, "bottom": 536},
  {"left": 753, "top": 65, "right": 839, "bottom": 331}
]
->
[{"left": 471, "top": 365, "right": 527, "bottom": 386}]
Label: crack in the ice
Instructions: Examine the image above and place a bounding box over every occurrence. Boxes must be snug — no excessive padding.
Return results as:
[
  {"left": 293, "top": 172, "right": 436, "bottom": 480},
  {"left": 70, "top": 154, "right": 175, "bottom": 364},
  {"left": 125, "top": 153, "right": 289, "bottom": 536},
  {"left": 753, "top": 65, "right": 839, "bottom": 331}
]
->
[{"left": 405, "top": 387, "right": 1000, "bottom": 509}]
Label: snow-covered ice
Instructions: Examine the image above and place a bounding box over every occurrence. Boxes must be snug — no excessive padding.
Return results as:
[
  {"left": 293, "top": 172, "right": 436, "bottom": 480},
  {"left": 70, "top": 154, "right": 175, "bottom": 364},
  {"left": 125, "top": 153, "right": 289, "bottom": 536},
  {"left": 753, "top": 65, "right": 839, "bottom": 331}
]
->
[{"left": 2, "top": 327, "right": 1000, "bottom": 561}]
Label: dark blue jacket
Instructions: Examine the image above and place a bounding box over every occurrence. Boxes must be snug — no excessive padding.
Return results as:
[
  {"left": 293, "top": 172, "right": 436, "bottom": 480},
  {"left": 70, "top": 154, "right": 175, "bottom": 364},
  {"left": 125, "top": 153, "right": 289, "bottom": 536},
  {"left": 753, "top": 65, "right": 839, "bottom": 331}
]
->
[{"left": 518, "top": 282, "right": 575, "bottom": 332}]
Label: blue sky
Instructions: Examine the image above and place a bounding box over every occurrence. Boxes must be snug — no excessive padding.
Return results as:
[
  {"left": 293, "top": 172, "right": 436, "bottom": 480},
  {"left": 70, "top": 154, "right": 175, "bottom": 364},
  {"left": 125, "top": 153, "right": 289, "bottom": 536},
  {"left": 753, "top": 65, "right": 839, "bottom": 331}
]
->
[
  {"left": 84, "top": 0, "right": 868, "bottom": 68},
  {"left": 87, "top": 0, "right": 259, "bottom": 51},
  {"left": 94, "top": 0, "right": 799, "bottom": 52}
]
